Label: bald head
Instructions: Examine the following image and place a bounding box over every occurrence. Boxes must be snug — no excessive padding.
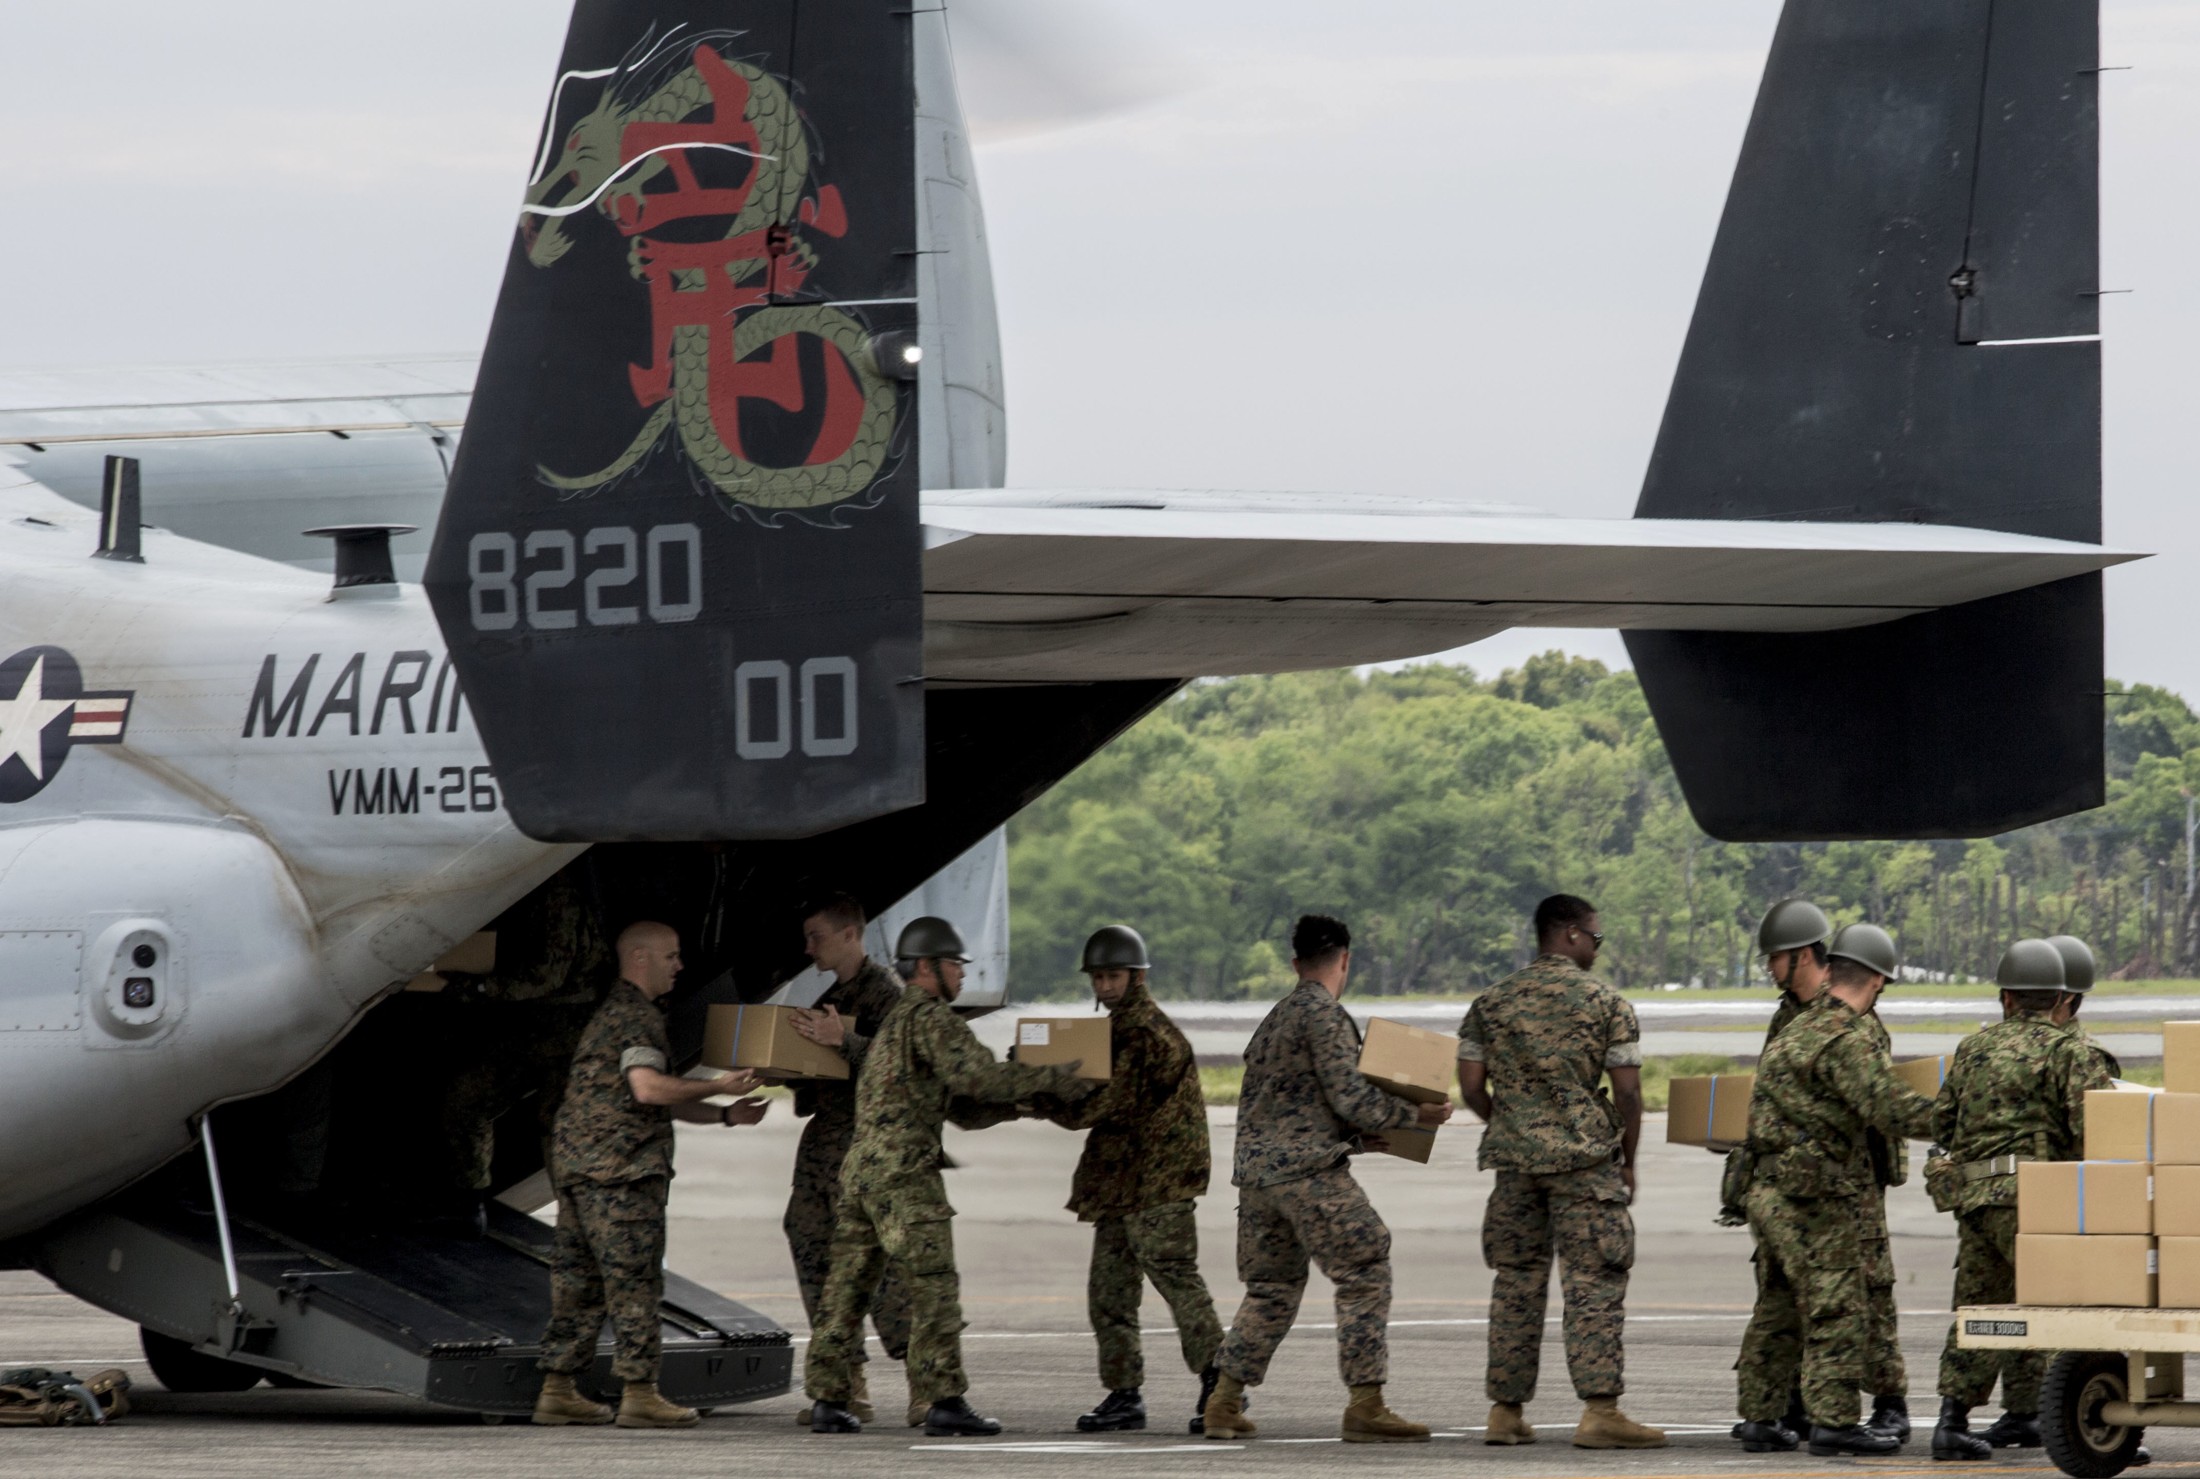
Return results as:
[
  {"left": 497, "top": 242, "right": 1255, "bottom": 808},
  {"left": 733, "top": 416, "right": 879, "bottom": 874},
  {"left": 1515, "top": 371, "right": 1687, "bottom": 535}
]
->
[{"left": 617, "top": 921, "right": 683, "bottom": 999}]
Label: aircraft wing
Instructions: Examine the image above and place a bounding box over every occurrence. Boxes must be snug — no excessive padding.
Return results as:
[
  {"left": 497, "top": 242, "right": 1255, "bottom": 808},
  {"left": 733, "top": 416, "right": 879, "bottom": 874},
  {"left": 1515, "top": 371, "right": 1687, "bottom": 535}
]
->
[{"left": 918, "top": 488, "right": 2137, "bottom": 682}]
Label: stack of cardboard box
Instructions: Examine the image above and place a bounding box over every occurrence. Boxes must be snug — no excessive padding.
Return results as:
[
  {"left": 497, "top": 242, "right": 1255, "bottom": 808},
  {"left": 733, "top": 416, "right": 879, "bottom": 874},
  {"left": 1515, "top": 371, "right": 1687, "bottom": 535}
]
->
[{"left": 2014, "top": 1024, "right": 2200, "bottom": 1308}]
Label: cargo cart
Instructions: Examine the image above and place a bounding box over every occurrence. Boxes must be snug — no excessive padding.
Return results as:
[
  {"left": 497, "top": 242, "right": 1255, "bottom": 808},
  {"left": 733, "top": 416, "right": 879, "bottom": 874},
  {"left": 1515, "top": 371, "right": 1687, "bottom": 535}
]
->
[{"left": 1956, "top": 1306, "right": 2200, "bottom": 1476}]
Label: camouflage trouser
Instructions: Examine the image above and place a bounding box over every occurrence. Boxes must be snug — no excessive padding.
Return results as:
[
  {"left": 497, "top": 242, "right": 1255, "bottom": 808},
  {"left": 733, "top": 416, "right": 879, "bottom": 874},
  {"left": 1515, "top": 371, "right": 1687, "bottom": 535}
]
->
[
  {"left": 1220, "top": 1164, "right": 1392, "bottom": 1389},
  {"left": 1938, "top": 1206, "right": 2043, "bottom": 1411},
  {"left": 804, "top": 1174, "right": 969, "bottom": 1407},
  {"left": 1739, "top": 1187, "right": 1902, "bottom": 1416},
  {"left": 1743, "top": 1181, "right": 1869, "bottom": 1429},
  {"left": 540, "top": 1175, "right": 667, "bottom": 1383},
  {"left": 441, "top": 1001, "right": 591, "bottom": 1193},
  {"left": 786, "top": 1125, "right": 913, "bottom": 1364},
  {"left": 1482, "top": 1163, "right": 1633, "bottom": 1403},
  {"left": 1088, "top": 1200, "right": 1224, "bottom": 1390}
]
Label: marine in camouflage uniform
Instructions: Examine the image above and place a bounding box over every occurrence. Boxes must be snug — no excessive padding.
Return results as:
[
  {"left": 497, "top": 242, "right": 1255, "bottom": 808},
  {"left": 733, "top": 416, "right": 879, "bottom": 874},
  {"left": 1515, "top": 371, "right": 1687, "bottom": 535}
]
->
[
  {"left": 439, "top": 866, "right": 610, "bottom": 1200},
  {"left": 1742, "top": 995, "right": 1938, "bottom": 1433},
  {"left": 1459, "top": 953, "right": 1643, "bottom": 1408},
  {"left": 539, "top": 979, "right": 679, "bottom": 1385},
  {"left": 1046, "top": 967, "right": 1221, "bottom": 1396},
  {"left": 1217, "top": 980, "right": 1419, "bottom": 1392},
  {"left": 784, "top": 956, "right": 913, "bottom": 1369},
  {"left": 1932, "top": 1008, "right": 2108, "bottom": 1422},
  {"left": 803, "top": 987, "right": 1090, "bottom": 1415}
]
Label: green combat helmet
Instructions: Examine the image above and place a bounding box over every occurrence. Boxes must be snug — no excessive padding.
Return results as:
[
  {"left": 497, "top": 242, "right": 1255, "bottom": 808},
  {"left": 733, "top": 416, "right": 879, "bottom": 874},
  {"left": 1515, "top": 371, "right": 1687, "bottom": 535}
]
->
[
  {"left": 1827, "top": 922, "right": 1900, "bottom": 982},
  {"left": 2044, "top": 935, "right": 2097, "bottom": 994},
  {"left": 1080, "top": 925, "right": 1150, "bottom": 974},
  {"left": 1757, "top": 898, "right": 1832, "bottom": 955},
  {"left": 1995, "top": 938, "right": 2068, "bottom": 991},
  {"left": 894, "top": 916, "right": 971, "bottom": 977}
]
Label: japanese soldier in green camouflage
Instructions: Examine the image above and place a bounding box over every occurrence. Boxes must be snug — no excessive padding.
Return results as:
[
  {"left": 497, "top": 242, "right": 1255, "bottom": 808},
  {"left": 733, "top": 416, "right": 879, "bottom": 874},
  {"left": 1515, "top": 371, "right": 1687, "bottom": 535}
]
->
[
  {"left": 1739, "top": 923, "right": 1937, "bottom": 1458},
  {"left": 1203, "top": 915, "right": 1452, "bottom": 1445},
  {"left": 1043, "top": 925, "right": 1225, "bottom": 1436},
  {"left": 532, "top": 922, "right": 769, "bottom": 1430},
  {"left": 805, "top": 917, "right": 1096, "bottom": 1439},
  {"left": 1461, "top": 894, "right": 1664, "bottom": 1451},
  {"left": 2047, "top": 935, "right": 2123, "bottom": 1077},
  {"left": 1733, "top": 899, "right": 1911, "bottom": 1451},
  {"left": 1927, "top": 939, "right": 2111, "bottom": 1461},
  {"left": 779, "top": 892, "right": 912, "bottom": 1426}
]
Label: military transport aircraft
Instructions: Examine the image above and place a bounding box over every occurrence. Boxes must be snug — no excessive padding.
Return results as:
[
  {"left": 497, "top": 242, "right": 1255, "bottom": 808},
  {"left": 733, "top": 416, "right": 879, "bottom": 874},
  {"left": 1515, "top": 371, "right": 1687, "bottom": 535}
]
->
[{"left": 0, "top": 0, "right": 2132, "bottom": 1416}]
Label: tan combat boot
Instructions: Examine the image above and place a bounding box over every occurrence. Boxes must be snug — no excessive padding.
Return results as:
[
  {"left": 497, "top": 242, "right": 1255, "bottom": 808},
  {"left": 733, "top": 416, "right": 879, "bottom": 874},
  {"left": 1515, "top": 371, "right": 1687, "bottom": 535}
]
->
[
  {"left": 1202, "top": 1371, "right": 1257, "bottom": 1440},
  {"left": 1573, "top": 1396, "right": 1666, "bottom": 1449},
  {"left": 908, "top": 1395, "right": 930, "bottom": 1428},
  {"left": 847, "top": 1364, "right": 876, "bottom": 1425},
  {"left": 1341, "top": 1384, "right": 1431, "bottom": 1443},
  {"left": 532, "top": 1372, "right": 613, "bottom": 1426},
  {"left": 1486, "top": 1401, "right": 1537, "bottom": 1444},
  {"left": 616, "top": 1381, "right": 701, "bottom": 1429}
]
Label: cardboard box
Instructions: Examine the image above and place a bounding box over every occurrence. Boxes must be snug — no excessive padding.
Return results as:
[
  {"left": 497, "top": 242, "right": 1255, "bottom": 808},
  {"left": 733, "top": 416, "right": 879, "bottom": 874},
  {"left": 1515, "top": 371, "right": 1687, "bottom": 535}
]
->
[
  {"left": 2167, "top": 1023, "right": 2200, "bottom": 1094},
  {"left": 1893, "top": 1056, "right": 1948, "bottom": 1098},
  {"left": 2159, "top": 1095, "right": 2200, "bottom": 1166},
  {"left": 1367, "top": 1126, "right": 1437, "bottom": 1163},
  {"left": 2088, "top": 1087, "right": 2162, "bottom": 1162},
  {"left": 1012, "top": 1017, "right": 1112, "bottom": 1080},
  {"left": 404, "top": 931, "right": 498, "bottom": 991},
  {"left": 2158, "top": 1165, "right": 2200, "bottom": 1237},
  {"left": 2160, "top": 1237, "right": 2200, "bottom": 1308},
  {"left": 1666, "top": 1074, "right": 1754, "bottom": 1151},
  {"left": 700, "top": 1004, "right": 849, "bottom": 1081},
  {"left": 2018, "top": 1160, "right": 2154, "bottom": 1235},
  {"left": 2017, "top": 1233, "right": 2157, "bottom": 1307},
  {"left": 1358, "top": 1018, "right": 1458, "bottom": 1105}
]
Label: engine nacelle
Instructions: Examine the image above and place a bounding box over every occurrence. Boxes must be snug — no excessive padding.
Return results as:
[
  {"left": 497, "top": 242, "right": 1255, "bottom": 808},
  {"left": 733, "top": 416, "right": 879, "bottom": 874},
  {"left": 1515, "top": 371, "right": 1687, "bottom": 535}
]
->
[{"left": 0, "top": 818, "right": 327, "bottom": 1240}]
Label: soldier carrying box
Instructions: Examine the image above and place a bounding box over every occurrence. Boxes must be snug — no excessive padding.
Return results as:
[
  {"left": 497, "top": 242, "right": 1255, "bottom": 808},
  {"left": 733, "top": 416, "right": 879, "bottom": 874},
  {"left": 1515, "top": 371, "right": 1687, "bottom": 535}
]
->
[
  {"left": 1038, "top": 926, "right": 1226, "bottom": 1437},
  {"left": 1925, "top": 939, "right": 2112, "bottom": 1461}
]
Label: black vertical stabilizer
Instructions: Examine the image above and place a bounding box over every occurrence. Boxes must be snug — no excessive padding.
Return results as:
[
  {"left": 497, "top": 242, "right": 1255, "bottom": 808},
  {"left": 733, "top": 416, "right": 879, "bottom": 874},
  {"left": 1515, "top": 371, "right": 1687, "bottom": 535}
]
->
[
  {"left": 1626, "top": 0, "right": 2103, "bottom": 841},
  {"left": 426, "top": 1, "right": 923, "bottom": 841}
]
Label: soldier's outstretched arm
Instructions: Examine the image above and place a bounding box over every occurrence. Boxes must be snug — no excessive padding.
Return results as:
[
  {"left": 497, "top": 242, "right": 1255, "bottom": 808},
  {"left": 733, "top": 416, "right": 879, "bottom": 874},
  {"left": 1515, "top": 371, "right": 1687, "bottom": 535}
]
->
[
  {"left": 1826, "top": 1034, "right": 1938, "bottom": 1139},
  {"left": 924, "top": 1005, "right": 1094, "bottom": 1106},
  {"left": 1311, "top": 1008, "right": 1419, "bottom": 1134}
]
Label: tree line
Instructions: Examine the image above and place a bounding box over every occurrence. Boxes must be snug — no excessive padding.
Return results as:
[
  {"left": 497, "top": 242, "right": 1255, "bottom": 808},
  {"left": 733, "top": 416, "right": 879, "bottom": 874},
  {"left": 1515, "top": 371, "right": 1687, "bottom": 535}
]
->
[{"left": 1006, "top": 655, "right": 2200, "bottom": 1000}]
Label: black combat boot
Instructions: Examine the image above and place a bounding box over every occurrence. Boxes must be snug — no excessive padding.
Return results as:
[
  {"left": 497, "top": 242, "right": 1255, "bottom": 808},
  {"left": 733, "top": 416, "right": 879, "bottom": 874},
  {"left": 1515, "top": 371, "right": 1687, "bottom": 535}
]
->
[
  {"left": 1869, "top": 1393, "right": 1912, "bottom": 1444},
  {"left": 809, "top": 1401, "right": 862, "bottom": 1434},
  {"left": 1192, "top": 1365, "right": 1220, "bottom": 1435},
  {"left": 1979, "top": 1410, "right": 2041, "bottom": 1448},
  {"left": 1809, "top": 1423, "right": 1903, "bottom": 1457},
  {"left": 925, "top": 1395, "right": 1004, "bottom": 1437},
  {"left": 1077, "top": 1388, "right": 1146, "bottom": 1432},
  {"left": 1736, "top": 1420, "right": 1800, "bottom": 1452},
  {"left": 1931, "top": 1397, "right": 1992, "bottom": 1461}
]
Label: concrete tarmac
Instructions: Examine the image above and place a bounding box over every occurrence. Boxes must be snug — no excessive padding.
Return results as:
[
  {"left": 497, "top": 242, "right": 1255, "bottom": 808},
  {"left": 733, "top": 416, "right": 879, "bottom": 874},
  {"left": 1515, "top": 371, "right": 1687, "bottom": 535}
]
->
[{"left": 0, "top": 1108, "right": 2177, "bottom": 1479}]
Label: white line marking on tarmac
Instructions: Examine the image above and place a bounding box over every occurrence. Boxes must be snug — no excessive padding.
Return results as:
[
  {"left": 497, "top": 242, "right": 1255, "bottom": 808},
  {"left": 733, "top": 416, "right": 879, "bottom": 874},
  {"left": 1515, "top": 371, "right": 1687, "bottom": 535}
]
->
[{"left": 913, "top": 1442, "right": 1240, "bottom": 1454}]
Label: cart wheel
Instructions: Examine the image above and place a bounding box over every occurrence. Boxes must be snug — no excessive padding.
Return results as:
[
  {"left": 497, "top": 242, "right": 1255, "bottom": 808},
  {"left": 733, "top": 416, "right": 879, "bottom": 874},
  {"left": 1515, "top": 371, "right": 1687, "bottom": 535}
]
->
[{"left": 2043, "top": 1351, "right": 2146, "bottom": 1479}]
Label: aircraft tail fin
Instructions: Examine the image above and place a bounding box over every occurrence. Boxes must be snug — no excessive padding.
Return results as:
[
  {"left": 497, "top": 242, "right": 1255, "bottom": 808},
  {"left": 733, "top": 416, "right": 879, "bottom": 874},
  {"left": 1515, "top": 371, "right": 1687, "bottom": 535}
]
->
[
  {"left": 424, "top": 1, "right": 925, "bottom": 841},
  {"left": 1626, "top": 0, "right": 2103, "bottom": 841}
]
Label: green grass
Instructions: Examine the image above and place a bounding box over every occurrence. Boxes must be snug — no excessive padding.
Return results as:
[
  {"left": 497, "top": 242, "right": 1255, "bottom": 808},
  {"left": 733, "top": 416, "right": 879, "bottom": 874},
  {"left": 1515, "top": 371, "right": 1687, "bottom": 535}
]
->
[{"left": 1615, "top": 979, "right": 2200, "bottom": 1004}]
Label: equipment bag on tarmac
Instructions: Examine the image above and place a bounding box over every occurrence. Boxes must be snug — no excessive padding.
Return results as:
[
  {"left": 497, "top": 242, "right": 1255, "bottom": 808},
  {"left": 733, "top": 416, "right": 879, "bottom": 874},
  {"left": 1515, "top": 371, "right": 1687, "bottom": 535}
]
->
[{"left": 0, "top": 1368, "right": 131, "bottom": 1426}]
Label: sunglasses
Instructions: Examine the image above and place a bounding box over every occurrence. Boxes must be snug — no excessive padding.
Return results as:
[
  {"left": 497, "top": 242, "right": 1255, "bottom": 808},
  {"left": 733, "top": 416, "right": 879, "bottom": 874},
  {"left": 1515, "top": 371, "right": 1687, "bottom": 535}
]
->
[{"left": 1573, "top": 927, "right": 1605, "bottom": 946}]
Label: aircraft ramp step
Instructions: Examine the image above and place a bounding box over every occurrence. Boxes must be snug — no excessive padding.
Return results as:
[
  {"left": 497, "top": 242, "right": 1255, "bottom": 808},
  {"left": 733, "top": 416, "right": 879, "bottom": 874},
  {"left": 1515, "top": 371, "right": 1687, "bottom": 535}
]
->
[{"left": 34, "top": 1194, "right": 792, "bottom": 1415}]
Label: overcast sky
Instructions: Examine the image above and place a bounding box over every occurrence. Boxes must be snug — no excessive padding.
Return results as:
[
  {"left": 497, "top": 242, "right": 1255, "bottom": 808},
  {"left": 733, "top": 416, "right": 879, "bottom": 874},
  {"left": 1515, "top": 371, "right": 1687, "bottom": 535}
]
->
[{"left": 1, "top": 2, "right": 2191, "bottom": 692}]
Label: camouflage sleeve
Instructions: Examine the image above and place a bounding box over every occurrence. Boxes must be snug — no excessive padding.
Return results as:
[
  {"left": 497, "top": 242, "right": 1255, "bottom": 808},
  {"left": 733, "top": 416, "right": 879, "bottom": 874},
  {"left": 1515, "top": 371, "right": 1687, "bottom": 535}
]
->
[
  {"left": 841, "top": 975, "right": 899, "bottom": 1074},
  {"left": 925, "top": 1003, "right": 1087, "bottom": 1104},
  {"left": 1456, "top": 997, "right": 1487, "bottom": 1063},
  {"left": 1933, "top": 1037, "right": 1974, "bottom": 1148},
  {"left": 1311, "top": 1003, "right": 1418, "bottom": 1133},
  {"left": 1824, "top": 1029, "right": 1938, "bottom": 1139},
  {"left": 1605, "top": 995, "right": 1643, "bottom": 1069},
  {"left": 948, "top": 1095, "right": 1022, "bottom": 1131},
  {"left": 2065, "top": 1038, "right": 2114, "bottom": 1143}
]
